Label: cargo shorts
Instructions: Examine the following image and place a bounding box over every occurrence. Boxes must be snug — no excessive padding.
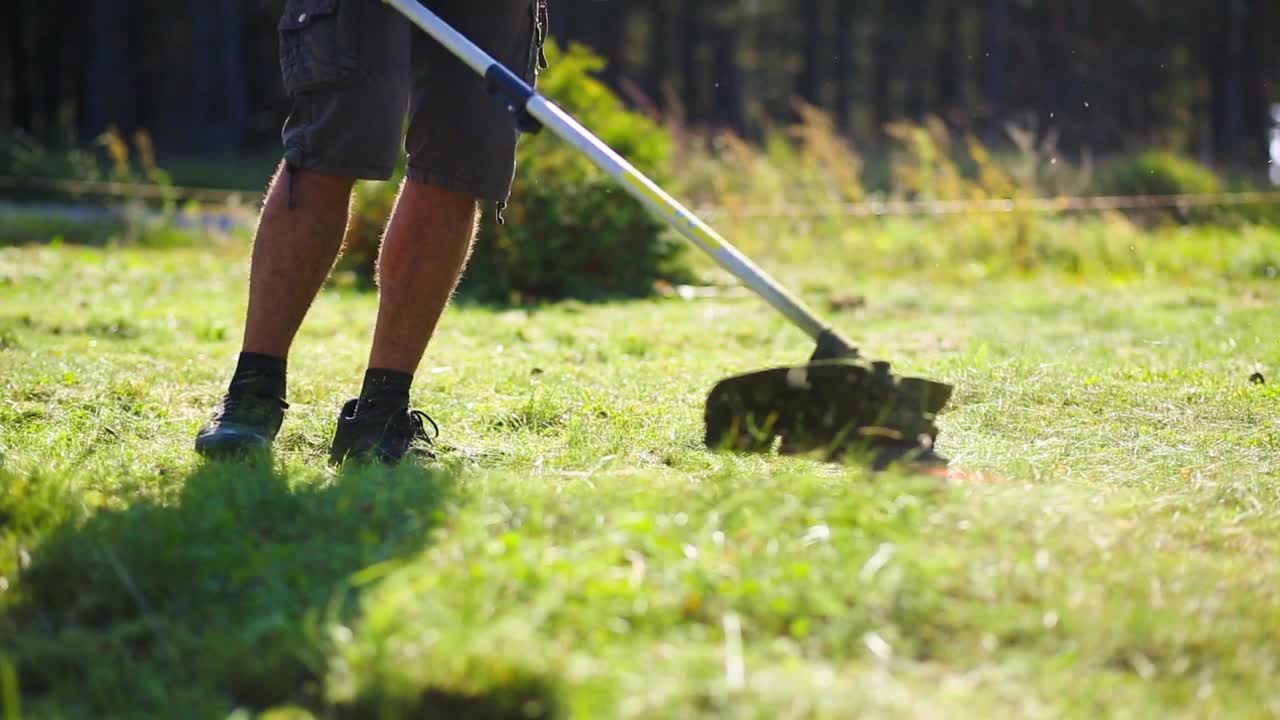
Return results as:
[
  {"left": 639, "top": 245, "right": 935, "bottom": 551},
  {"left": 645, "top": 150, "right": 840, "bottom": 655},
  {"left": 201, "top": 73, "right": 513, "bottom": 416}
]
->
[{"left": 278, "top": 0, "right": 549, "bottom": 202}]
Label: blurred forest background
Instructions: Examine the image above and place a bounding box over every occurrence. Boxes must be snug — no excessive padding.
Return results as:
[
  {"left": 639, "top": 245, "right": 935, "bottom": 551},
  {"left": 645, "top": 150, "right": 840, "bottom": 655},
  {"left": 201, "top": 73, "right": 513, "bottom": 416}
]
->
[{"left": 4, "top": 0, "right": 1279, "bottom": 179}]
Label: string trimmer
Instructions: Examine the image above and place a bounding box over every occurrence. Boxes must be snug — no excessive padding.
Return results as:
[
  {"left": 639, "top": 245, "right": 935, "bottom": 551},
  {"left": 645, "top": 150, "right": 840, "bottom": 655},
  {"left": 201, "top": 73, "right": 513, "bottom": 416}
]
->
[{"left": 384, "top": 0, "right": 953, "bottom": 468}]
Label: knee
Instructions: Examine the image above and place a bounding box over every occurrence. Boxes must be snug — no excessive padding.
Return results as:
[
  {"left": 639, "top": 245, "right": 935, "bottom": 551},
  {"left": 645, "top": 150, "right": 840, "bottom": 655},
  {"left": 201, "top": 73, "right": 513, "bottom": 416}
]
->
[
  {"left": 266, "top": 164, "right": 357, "bottom": 217},
  {"left": 287, "top": 165, "right": 358, "bottom": 196},
  {"left": 402, "top": 178, "right": 480, "bottom": 217}
]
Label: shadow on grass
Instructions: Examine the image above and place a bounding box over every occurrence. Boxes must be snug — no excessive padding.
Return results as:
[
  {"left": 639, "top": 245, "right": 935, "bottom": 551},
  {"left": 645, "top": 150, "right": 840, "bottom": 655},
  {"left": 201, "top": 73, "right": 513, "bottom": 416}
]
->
[{"left": 4, "top": 459, "right": 559, "bottom": 719}]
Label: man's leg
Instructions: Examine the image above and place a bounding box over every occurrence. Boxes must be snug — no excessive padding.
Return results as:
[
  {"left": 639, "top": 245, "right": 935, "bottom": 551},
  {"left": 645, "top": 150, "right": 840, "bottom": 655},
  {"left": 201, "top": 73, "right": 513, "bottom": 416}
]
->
[
  {"left": 199, "top": 0, "right": 411, "bottom": 459},
  {"left": 328, "top": 0, "right": 545, "bottom": 465},
  {"left": 243, "top": 165, "right": 355, "bottom": 358},
  {"left": 195, "top": 164, "right": 355, "bottom": 458},
  {"left": 367, "top": 0, "right": 539, "bottom": 383},
  {"left": 367, "top": 180, "right": 479, "bottom": 374},
  {"left": 326, "top": 180, "right": 478, "bottom": 466}
]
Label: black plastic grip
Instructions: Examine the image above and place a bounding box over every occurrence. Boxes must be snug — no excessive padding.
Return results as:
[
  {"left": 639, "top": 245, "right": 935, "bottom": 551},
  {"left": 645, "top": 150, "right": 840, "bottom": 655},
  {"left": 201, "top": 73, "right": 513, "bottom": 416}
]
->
[{"left": 484, "top": 64, "right": 541, "bottom": 134}]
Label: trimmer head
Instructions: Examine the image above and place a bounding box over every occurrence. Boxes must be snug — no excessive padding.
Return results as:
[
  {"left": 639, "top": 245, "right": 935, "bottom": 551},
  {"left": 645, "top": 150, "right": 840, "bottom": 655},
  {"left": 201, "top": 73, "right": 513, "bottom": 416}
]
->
[{"left": 704, "top": 358, "right": 953, "bottom": 470}]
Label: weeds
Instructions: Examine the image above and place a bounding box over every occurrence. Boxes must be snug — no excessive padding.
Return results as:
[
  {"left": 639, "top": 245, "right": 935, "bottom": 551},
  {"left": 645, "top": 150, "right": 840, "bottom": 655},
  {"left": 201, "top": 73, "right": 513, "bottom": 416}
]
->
[{"left": 2, "top": 126, "right": 250, "bottom": 249}]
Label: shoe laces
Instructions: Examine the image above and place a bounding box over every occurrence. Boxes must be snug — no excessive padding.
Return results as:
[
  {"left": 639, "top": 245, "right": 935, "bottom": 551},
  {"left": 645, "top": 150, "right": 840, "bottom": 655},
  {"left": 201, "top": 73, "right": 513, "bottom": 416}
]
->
[
  {"left": 220, "top": 393, "right": 288, "bottom": 423},
  {"left": 386, "top": 408, "right": 439, "bottom": 448}
]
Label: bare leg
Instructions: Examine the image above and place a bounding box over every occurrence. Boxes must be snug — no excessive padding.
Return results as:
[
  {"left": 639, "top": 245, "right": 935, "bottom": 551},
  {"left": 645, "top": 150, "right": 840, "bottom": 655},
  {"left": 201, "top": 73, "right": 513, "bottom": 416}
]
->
[
  {"left": 196, "top": 163, "right": 355, "bottom": 457},
  {"left": 242, "top": 163, "right": 356, "bottom": 358},
  {"left": 367, "top": 179, "right": 480, "bottom": 373}
]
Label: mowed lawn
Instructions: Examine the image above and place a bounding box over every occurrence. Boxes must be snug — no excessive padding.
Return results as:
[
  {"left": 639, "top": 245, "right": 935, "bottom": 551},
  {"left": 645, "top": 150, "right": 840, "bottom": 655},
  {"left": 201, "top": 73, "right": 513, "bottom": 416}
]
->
[{"left": 2, "top": 233, "right": 1280, "bottom": 718}]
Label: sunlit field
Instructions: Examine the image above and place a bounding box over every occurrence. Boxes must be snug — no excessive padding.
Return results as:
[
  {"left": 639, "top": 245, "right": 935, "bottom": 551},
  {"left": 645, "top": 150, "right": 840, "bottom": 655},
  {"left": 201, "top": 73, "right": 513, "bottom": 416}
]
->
[{"left": 3, "top": 218, "right": 1280, "bottom": 717}]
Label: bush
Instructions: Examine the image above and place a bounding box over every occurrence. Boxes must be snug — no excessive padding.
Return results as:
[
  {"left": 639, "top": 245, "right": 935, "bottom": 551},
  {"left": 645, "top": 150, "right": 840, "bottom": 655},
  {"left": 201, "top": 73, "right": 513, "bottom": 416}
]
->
[
  {"left": 337, "top": 41, "right": 692, "bottom": 300},
  {"left": 0, "top": 106, "right": 101, "bottom": 182},
  {"left": 1097, "top": 150, "right": 1223, "bottom": 197},
  {"left": 0, "top": 126, "right": 241, "bottom": 248},
  {"left": 1095, "top": 150, "right": 1262, "bottom": 225},
  {"left": 337, "top": 176, "right": 400, "bottom": 289}
]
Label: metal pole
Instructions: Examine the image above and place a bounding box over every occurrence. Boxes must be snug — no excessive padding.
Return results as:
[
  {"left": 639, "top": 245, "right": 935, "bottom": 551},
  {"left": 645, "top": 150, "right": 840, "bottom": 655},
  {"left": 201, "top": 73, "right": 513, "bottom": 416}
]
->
[{"left": 382, "top": 0, "right": 839, "bottom": 345}]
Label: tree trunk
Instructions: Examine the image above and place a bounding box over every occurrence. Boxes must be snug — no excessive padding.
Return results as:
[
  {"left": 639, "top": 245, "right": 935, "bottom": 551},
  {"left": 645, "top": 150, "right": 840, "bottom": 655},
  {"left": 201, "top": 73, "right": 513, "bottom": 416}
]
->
[
  {"left": 710, "top": 10, "right": 740, "bottom": 132},
  {"left": 646, "top": 0, "right": 669, "bottom": 103},
  {"left": 1240, "top": 0, "right": 1273, "bottom": 170},
  {"left": 218, "top": 0, "right": 251, "bottom": 149},
  {"left": 1202, "top": 5, "right": 1230, "bottom": 166},
  {"left": 985, "top": 0, "right": 1010, "bottom": 141},
  {"left": 1047, "top": 0, "right": 1072, "bottom": 137},
  {"left": 798, "top": 0, "right": 823, "bottom": 106},
  {"left": 572, "top": 0, "right": 615, "bottom": 80},
  {"left": 190, "top": 0, "right": 212, "bottom": 145},
  {"left": 680, "top": 1, "right": 702, "bottom": 124},
  {"left": 4, "top": 0, "right": 25, "bottom": 130},
  {"left": 1223, "top": 0, "right": 1247, "bottom": 164},
  {"left": 38, "top": 1, "right": 65, "bottom": 136},
  {"left": 933, "top": 1, "right": 958, "bottom": 123},
  {"left": 87, "top": 0, "right": 131, "bottom": 136},
  {"left": 870, "top": 0, "right": 893, "bottom": 145},
  {"left": 834, "top": 0, "right": 855, "bottom": 133}
]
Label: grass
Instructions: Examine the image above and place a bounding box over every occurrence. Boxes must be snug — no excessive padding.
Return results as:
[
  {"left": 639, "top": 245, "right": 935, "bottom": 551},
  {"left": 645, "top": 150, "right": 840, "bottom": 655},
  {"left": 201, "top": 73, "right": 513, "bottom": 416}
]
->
[{"left": 2, "top": 220, "right": 1280, "bottom": 718}]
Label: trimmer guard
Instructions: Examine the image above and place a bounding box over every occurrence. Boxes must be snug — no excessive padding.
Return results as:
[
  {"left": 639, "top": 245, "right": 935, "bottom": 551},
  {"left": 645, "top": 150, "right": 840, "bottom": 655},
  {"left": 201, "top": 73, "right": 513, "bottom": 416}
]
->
[{"left": 704, "top": 360, "right": 953, "bottom": 470}]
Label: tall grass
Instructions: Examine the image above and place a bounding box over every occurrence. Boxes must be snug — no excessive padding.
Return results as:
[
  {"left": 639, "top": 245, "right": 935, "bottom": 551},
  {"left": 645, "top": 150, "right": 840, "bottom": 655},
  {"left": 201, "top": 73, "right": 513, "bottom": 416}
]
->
[
  {"left": 1, "top": 127, "right": 248, "bottom": 248},
  {"left": 3, "top": 99, "right": 1274, "bottom": 285},
  {"left": 666, "top": 109, "right": 1279, "bottom": 283}
]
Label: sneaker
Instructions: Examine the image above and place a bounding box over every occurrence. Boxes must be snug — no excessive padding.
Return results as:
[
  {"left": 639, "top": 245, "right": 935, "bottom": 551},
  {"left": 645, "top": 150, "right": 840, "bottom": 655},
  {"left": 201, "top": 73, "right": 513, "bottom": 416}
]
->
[
  {"left": 194, "top": 391, "right": 288, "bottom": 458},
  {"left": 327, "top": 398, "right": 439, "bottom": 466}
]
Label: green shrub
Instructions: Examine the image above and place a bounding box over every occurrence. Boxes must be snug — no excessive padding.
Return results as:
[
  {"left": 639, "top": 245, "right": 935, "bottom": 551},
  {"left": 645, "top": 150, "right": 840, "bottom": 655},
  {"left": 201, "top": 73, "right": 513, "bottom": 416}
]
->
[
  {"left": 1095, "top": 151, "right": 1268, "bottom": 225},
  {"left": 337, "top": 41, "right": 692, "bottom": 300},
  {"left": 0, "top": 106, "right": 102, "bottom": 182},
  {"left": 336, "top": 175, "right": 401, "bottom": 289},
  {"left": 0, "top": 127, "right": 237, "bottom": 248},
  {"left": 1097, "top": 150, "right": 1223, "bottom": 197}
]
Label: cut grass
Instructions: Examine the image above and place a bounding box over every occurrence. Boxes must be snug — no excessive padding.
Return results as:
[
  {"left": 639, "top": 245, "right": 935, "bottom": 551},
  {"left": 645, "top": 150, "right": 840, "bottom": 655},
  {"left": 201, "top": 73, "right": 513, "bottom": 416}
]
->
[{"left": 1, "top": 226, "right": 1279, "bottom": 718}]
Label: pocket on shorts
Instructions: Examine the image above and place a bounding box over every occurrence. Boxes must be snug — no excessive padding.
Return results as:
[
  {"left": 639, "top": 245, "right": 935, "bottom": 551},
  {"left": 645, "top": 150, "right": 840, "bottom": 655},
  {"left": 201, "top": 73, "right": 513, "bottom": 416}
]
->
[{"left": 278, "top": 0, "right": 360, "bottom": 94}]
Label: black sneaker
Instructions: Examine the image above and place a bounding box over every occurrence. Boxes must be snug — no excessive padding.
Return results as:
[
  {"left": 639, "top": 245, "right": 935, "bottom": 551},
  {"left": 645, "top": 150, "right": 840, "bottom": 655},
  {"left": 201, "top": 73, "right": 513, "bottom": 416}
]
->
[
  {"left": 327, "top": 399, "right": 439, "bottom": 467},
  {"left": 195, "top": 392, "right": 288, "bottom": 458}
]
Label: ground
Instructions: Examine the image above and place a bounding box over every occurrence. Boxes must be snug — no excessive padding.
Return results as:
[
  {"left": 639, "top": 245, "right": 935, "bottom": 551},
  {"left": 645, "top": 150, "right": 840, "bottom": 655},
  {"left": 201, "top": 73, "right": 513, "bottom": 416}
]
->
[{"left": 1, "top": 227, "right": 1279, "bottom": 718}]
